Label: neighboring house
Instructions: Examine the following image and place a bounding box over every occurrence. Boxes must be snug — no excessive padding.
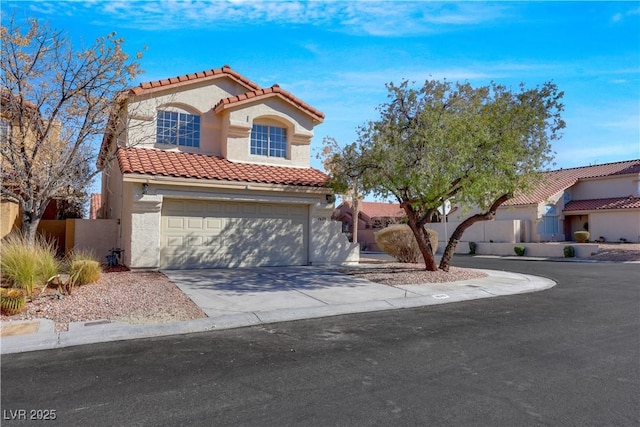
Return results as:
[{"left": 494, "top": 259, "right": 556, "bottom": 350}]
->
[
  {"left": 97, "top": 65, "right": 358, "bottom": 269},
  {"left": 332, "top": 201, "right": 406, "bottom": 250},
  {"left": 463, "top": 159, "right": 640, "bottom": 243}
]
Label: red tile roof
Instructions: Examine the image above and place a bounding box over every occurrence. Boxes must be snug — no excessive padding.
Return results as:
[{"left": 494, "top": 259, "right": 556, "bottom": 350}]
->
[
  {"left": 506, "top": 159, "right": 640, "bottom": 205},
  {"left": 358, "top": 201, "right": 405, "bottom": 220},
  {"left": 213, "top": 84, "right": 325, "bottom": 122},
  {"left": 564, "top": 196, "right": 640, "bottom": 212},
  {"left": 117, "top": 147, "right": 328, "bottom": 187},
  {"left": 129, "top": 65, "right": 260, "bottom": 95},
  {"left": 90, "top": 193, "right": 102, "bottom": 219}
]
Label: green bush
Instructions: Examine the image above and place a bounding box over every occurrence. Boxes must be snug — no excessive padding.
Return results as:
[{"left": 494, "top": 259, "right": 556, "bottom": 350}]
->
[
  {"left": 563, "top": 246, "right": 575, "bottom": 258},
  {"left": 574, "top": 231, "right": 590, "bottom": 243},
  {"left": 67, "top": 251, "right": 102, "bottom": 286},
  {"left": 375, "top": 224, "right": 438, "bottom": 263},
  {"left": 514, "top": 246, "right": 526, "bottom": 256},
  {"left": 0, "top": 233, "right": 60, "bottom": 298}
]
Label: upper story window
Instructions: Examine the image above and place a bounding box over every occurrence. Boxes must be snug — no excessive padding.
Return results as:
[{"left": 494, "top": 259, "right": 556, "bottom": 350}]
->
[
  {"left": 156, "top": 110, "right": 200, "bottom": 147},
  {"left": 251, "top": 124, "right": 287, "bottom": 158}
]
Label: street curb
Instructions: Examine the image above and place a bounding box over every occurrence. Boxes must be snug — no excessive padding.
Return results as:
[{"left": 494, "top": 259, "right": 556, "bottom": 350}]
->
[{"left": 1, "top": 271, "right": 556, "bottom": 355}]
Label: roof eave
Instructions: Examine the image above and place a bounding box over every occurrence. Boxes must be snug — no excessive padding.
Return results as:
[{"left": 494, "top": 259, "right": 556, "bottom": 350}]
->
[{"left": 122, "top": 173, "right": 331, "bottom": 193}]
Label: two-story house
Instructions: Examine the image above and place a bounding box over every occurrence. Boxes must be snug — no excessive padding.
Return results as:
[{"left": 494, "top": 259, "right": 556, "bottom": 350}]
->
[{"left": 97, "top": 65, "right": 358, "bottom": 269}]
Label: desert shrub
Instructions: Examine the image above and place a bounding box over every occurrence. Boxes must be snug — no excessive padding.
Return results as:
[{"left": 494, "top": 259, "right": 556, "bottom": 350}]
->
[
  {"left": 375, "top": 224, "right": 438, "bottom": 263},
  {"left": 67, "top": 251, "right": 102, "bottom": 286},
  {"left": 574, "top": 231, "right": 590, "bottom": 243},
  {"left": 469, "top": 242, "right": 477, "bottom": 255},
  {"left": 0, "top": 288, "right": 27, "bottom": 315},
  {"left": 514, "top": 246, "right": 526, "bottom": 256},
  {"left": 0, "top": 233, "right": 60, "bottom": 298},
  {"left": 563, "top": 245, "right": 575, "bottom": 258}
]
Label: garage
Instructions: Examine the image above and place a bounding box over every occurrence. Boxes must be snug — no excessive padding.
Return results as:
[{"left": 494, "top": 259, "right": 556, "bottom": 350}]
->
[{"left": 160, "top": 199, "right": 309, "bottom": 269}]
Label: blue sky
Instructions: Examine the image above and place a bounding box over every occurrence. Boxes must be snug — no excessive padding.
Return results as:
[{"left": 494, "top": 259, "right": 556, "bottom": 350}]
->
[{"left": 4, "top": 1, "right": 640, "bottom": 173}]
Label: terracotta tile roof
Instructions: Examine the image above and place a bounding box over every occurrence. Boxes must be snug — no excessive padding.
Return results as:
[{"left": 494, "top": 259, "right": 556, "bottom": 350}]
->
[
  {"left": 505, "top": 159, "right": 640, "bottom": 205},
  {"left": 564, "top": 196, "right": 640, "bottom": 212},
  {"left": 117, "top": 147, "right": 328, "bottom": 187},
  {"left": 213, "top": 84, "right": 325, "bottom": 122},
  {"left": 129, "top": 65, "right": 260, "bottom": 95},
  {"left": 90, "top": 193, "right": 102, "bottom": 219},
  {"left": 358, "top": 201, "right": 405, "bottom": 220}
]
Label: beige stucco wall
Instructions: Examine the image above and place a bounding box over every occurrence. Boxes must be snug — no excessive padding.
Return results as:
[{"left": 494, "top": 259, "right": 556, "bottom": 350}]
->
[
  {"left": 589, "top": 210, "right": 640, "bottom": 243},
  {"left": 309, "top": 205, "right": 359, "bottom": 265},
  {"left": 66, "top": 219, "right": 120, "bottom": 260},
  {"left": 123, "top": 79, "right": 316, "bottom": 169},
  {"left": 570, "top": 174, "right": 639, "bottom": 200},
  {"left": 0, "top": 200, "right": 19, "bottom": 238},
  {"left": 222, "top": 98, "right": 314, "bottom": 167},
  {"left": 428, "top": 219, "right": 523, "bottom": 246},
  {"left": 125, "top": 79, "right": 250, "bottom": 156}
]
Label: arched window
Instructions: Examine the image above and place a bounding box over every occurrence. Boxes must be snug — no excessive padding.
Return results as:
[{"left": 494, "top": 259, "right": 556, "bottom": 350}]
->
[
  {"left": 539, "top": 204, "right": 559, "bottom": 234},
  {"left": 156, "top": 109, "right": 200, "bottom": 148},
  {"left": 251, "top": 124, "right": 287, "bottom": 158}
]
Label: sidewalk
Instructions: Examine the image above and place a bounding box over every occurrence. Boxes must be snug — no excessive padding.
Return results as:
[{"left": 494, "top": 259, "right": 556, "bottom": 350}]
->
[{"left": 0, "top": 266, "right": 555, "bottom": 355}]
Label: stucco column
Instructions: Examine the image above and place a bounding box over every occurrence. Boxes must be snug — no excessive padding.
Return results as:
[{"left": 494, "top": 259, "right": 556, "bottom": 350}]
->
[
  {"left": 309, "top": 202, "right": 359, "bottom": 265},
  {"left": 129, "top": 194, "right": 163, "bottom": 269}
]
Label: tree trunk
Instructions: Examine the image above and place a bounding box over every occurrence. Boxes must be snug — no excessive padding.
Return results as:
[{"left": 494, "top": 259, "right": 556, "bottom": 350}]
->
[
  {"left": 21, "top": 211, "right": 40, "bottom": 245},
  {"left": 352, "top": 196, "right": 360, "bottom": 248},
  {"left": 439, "top": 194, "right": 511, "bottom": 271},
  {"left": 405, "top": 215, "right": 438, "bottom": 271}
]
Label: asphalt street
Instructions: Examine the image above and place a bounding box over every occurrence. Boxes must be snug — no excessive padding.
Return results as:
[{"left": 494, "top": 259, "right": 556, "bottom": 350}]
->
[{"left": 1, "top": 257, "right": 639, "bottom": 426}]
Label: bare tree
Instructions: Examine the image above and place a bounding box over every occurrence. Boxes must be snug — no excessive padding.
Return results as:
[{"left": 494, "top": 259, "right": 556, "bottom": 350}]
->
[{"left": 0, "top": 16, "right": 143, "bottom": 243}]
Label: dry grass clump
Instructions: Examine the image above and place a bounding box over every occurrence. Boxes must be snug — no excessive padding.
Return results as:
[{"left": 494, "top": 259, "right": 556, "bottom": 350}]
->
[{"left": 0, "top": 232, "right": 60, "bottom": 298}]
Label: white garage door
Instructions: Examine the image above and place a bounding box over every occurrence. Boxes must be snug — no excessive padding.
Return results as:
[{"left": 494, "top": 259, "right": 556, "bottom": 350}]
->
[{"left": 160, "top": 199, "right": 308, "bottom": 269}]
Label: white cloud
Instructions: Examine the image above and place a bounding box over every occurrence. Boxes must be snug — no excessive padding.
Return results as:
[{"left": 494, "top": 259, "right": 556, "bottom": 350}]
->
[
  {"left": 20, "top": 0, "right": 506, "bottom": 35},
  {"left": 612, "top": 6, "right": 640, "bottom": 23}
]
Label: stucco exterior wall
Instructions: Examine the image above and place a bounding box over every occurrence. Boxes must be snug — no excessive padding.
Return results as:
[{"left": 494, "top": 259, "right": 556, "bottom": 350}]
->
[
  {"left": 428, "top": 219, "right": 523, "bottom": 246},
  {"left": 102, "top": 157, "right": 124, "bottom": 224},
  {"left": 309, "top": 205, "right": 359, "bottom": 265},
  {"left": 223, "top": 98, "right": 314, "bottom": 167},
  {"left": 123, "top": 80, "right": 315, "bottom": 169},
  {"left": 125, "top": 79, "right": 250, "bottom": 156},
  {"left": 589, "top": 211, "right": 640, "bottom": 243},
  {"left": 66, "top": 219, "right": 120, "bottom": 261},
  {"left": 0, "top": 200, "right": 19, "bottom": 238},
  {"left": 570, "top": 175, "right": 639, "bottom": 199}
]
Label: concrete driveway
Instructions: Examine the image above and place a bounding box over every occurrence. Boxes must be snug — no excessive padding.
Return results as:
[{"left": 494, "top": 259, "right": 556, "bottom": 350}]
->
[
  {"left": 162, "top": 266, "right": 409, "bottom": 321},
  {"left": 162, "top": 265, "right": 555, "bottom": 326}
]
